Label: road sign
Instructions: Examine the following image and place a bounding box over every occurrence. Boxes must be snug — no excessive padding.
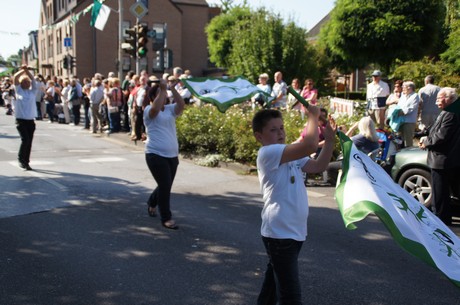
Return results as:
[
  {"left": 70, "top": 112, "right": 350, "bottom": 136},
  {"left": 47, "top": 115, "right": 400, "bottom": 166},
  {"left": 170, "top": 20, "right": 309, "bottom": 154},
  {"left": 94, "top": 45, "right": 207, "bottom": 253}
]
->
[
  {"left": 147, "top": 30, "right": 156, "bottom": 38},
  {"left": 130, "top": 2, "right": 148, "bottom": 20},
  {"left": 64, "top": 37, "right": 72, "bottom": 47}
]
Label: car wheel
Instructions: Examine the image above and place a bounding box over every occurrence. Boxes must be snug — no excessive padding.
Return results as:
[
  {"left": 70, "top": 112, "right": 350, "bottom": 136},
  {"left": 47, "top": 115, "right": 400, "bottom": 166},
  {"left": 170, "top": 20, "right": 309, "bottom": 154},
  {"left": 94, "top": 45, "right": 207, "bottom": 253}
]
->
[{"left": 398, "top": 168, "right": 432, "bottom": 208}]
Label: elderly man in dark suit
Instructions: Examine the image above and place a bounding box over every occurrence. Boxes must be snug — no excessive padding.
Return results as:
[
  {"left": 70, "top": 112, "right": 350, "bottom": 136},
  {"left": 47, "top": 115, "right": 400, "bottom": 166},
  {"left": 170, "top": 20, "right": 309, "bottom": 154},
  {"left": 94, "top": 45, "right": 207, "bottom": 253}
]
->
[{"left": 419, "top": 87, "right": 460, "bottom": 226}]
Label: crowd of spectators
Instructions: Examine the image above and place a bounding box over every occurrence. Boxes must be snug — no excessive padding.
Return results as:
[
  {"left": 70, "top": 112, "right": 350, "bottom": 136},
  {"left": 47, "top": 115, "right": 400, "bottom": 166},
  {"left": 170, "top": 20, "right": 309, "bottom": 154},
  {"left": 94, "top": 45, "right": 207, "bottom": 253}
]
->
[{"left": 1, "top": 66, "right": 194, "bottom": 142}]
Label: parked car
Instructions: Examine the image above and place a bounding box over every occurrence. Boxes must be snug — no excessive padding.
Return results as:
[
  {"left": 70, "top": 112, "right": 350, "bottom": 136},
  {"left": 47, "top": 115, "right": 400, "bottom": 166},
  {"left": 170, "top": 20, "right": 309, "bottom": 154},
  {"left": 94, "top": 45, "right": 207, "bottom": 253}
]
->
[{"left": 390, "top": 147, "right": 460, "bottom": 209}]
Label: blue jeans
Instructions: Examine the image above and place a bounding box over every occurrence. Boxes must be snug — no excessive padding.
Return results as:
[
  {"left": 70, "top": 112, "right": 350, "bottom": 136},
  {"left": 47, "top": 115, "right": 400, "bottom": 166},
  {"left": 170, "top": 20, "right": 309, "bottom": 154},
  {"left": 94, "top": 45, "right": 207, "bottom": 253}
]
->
[
  {"left": 258, "top": 237, "right": 303, "bottom": 305},
  {"left": 72, "top": 104, "right": 81, "bottom": 125},
  {"left": 145, "top": 153, "right": 179, "bottom": 222},
  {"left": 46, "top": 101, "right": 55, "bottom": 121},
  {"left": 108, "top": 110, "right": 121, "bottom": 132}
]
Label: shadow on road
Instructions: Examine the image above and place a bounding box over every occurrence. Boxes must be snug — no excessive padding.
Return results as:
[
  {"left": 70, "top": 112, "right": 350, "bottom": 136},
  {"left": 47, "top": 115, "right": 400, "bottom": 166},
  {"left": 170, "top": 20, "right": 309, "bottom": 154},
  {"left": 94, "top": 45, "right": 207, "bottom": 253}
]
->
[{"left": 1, "top": 169, "right": 459, "bottom": 305}]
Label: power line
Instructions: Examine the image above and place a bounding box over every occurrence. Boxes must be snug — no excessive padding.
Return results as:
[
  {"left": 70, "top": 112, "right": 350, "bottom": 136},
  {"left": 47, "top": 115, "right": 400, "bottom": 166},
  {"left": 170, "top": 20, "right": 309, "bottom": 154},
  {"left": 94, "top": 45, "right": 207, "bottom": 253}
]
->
[{"left": 0, "top": 31, "right": 20, "bottom": 35}]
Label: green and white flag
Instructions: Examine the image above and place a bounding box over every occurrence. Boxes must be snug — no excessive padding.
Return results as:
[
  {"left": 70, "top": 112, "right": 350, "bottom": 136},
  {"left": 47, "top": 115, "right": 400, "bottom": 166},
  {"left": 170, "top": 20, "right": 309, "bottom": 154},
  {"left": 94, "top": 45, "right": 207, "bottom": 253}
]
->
[
  {"left": 181, "top": 76, "right": 274, "bottom": 113},
  {"left": 90, "top": 1, "right": 110, "bottom": 31},
  {"left": 335, "top": 132, "right": 460, "bottom": 288}
]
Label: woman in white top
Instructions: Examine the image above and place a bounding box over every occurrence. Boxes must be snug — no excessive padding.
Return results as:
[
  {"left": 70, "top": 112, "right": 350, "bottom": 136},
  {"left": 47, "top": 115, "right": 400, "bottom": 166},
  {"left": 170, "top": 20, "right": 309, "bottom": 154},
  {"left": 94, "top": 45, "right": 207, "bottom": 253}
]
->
[{"left": 143, "top": 78, "right": 185, "bottom": 230}]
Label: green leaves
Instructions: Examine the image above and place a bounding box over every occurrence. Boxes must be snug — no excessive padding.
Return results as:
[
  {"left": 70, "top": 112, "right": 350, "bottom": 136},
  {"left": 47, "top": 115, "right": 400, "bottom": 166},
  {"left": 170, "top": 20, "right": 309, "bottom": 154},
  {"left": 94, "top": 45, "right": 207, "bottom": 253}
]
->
[
  {"left": 206, "top": 6, "right": 319, "bottom": 85},
  {"left": 319, "top": 0, "right": 446, "bottom": 73}
]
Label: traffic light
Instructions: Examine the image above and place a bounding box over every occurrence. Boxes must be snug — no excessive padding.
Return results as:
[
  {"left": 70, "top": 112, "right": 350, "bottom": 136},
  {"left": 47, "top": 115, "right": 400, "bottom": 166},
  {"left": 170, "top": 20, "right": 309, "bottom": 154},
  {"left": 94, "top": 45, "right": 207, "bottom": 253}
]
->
[
  {"left": 137, "top": 24, "right": 148, "bottom": 58},
  {"left": 70, "top": 56, "right": 76, "bottom": 69},
  {"left": 122, "top": 26, "right": 137, "bottom": 57},
  {"left": 63, "top": 56, "right": 69, "bottom": 69},
  {"left": 153, "top": 49, "right": 164, "bottom": 72},
  {"left": 164, "top": 49, "right": 173, "bottom": 69},
  {"left": 151, "top": 23, "right": 166, "bottom": 51}
]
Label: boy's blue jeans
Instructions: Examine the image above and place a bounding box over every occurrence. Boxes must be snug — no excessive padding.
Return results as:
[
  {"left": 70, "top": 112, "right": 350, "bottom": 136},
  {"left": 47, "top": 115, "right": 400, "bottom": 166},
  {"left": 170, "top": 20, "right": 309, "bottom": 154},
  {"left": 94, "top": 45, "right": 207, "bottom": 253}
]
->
[{"left": 258, "top": 237, "right": 303, "bottom": 305}]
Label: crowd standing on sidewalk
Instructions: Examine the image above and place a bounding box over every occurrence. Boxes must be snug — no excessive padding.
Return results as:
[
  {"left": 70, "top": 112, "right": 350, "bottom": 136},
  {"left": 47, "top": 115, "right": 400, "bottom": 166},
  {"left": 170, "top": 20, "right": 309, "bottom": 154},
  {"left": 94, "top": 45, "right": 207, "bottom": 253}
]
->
[{"left": 1, "top": 66, "right": 195, "bottom": 139}]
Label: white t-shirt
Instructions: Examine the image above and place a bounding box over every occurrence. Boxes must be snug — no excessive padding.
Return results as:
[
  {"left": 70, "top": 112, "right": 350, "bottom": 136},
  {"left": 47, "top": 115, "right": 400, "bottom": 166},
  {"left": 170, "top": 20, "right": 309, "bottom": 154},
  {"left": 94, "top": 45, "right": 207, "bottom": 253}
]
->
[
  {"left": 14, "top": 81, "right": 38, "bottom": 120},
  {"left": 271, "top": 81, "right": 287, "bottom": 108},
  {"left": 366, "top": 80, "right": 390, "bottom": 109},
  {"left": 136, "top": 87, "right": 147, "bottom": 107},
  {"left": 257, "top": 144, "right": 310, "bottom": 241},
  {"left": 143, "top": 104, "right": 178, "bottom": 158}
]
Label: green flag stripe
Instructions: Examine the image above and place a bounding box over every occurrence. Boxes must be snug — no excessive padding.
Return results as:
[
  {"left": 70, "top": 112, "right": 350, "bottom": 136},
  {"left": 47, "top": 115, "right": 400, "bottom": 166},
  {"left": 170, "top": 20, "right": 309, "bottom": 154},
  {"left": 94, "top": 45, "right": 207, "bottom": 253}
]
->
[{"left": 90, "top": 0, "right": 102, "bottom": 27}]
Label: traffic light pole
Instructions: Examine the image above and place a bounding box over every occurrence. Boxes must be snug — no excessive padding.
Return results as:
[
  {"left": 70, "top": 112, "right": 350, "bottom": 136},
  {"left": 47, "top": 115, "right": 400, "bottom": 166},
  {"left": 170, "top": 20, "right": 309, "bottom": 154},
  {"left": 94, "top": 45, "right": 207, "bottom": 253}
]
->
[
  {"left": 136, "top": 17, "right": 140, "bottom": 75},
  {"left": 118, "top": 0, "right": 123, "bottom": 79}
]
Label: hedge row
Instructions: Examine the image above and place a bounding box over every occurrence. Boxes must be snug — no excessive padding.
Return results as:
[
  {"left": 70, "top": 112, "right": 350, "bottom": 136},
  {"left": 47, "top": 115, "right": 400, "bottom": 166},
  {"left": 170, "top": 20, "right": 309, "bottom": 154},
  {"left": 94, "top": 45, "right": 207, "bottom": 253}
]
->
[
  {"left": 176, "top": 99, "right": 367, "bottom": 166},
  {"left": 176, "top": 104, "right": 305, "bottom": 166}
]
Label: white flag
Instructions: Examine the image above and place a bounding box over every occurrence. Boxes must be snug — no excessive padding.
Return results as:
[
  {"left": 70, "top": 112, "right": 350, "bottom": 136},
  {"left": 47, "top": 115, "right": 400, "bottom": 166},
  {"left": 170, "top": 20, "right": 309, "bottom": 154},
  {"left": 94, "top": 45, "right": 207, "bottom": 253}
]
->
[
  {"left": 335, "top": 132, "right": 460, "bottom": 288},
  {"left": 181, "top": 76, "right": 274, "bottom": 112},
  {"left": 90, "top": 2, "right": 110, "bottom": 31}
]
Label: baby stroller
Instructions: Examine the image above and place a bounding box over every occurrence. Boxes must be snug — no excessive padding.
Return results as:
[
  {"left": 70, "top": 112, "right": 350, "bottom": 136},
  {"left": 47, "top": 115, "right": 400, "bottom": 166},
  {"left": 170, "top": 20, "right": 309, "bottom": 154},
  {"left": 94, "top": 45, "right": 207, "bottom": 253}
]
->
[
  {"left": 54, "top": 103, "right": 66, "bottom": 123},
  {"left": 374, "top": 128, "right": 402, "bottom": 173}
]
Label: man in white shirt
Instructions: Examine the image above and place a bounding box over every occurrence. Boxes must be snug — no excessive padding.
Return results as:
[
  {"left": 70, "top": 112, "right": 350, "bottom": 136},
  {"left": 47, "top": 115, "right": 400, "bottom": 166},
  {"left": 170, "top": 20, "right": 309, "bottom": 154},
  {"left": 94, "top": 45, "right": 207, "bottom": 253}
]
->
[
  {"left": 366, "top": 70, "right": 390, "bottom": 129},
  {"left": 132, "top": 75, "right": 149, "bottom": 140},
  {"left": 271, "top": 71, "right": 287, "bottom": 109},
  {"left": 13, "top": 66, "right": 38, "bottom": 170}
]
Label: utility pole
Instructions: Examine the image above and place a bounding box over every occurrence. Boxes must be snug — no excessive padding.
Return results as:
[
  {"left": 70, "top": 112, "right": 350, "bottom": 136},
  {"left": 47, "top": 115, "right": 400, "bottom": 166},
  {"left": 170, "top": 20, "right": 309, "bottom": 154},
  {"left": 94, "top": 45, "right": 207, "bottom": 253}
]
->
[{"left": 118, "top": 0, "right": 123, "bottom": 79}]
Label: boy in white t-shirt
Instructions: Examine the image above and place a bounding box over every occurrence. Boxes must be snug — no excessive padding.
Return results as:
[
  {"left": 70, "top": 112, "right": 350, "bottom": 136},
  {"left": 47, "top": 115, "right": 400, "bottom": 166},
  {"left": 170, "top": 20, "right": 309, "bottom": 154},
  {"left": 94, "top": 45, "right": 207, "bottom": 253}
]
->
[{"left": 252, "top": 107, "right": 336, "bottom": 304}]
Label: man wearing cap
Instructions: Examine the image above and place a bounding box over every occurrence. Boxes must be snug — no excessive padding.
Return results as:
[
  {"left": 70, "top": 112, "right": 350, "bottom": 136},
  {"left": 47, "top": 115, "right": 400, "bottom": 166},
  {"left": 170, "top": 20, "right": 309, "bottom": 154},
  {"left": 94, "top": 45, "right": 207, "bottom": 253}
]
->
[{"left": 366, "top": 70, "right": 390, "bottom": 129}]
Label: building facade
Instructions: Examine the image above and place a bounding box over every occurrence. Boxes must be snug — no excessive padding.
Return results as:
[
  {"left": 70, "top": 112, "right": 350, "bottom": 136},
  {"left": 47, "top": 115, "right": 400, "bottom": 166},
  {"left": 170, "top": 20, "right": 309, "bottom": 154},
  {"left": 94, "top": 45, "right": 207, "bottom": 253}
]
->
[{"left": 37, "top": 0, "right": 217, "bottom": 79}]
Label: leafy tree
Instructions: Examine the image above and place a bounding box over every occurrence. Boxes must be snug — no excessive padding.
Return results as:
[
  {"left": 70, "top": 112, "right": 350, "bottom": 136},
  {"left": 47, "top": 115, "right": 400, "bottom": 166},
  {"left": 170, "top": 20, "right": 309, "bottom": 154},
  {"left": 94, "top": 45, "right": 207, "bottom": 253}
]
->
[
  {"left": 392, "top": 57, "right": 460, "bottom": 90},
  {"left": 7, "top": 54, "right": 22, "bottom": 67},
  {"left": 206, "top": 6, "right": 324, "bottom": 87},
  {"left": 441, "top": 5, "right": 460, "bottom": 73},
  {"left": 444, "top": 0, "right": 459, "bottom": 26},
  {"left": 392, "top": 57, "right": 446, "bottom": 89},
  {"left": 206, "top": 5, "right": 252, "bottom": 69},
  {"left": 319, "top": 0, "right": 446, "bottom": 74}
]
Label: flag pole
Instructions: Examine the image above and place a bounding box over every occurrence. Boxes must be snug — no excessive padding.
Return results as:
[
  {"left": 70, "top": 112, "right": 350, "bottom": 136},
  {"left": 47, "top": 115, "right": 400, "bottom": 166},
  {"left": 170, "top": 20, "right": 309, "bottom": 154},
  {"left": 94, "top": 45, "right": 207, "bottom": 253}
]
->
[
  {"left": 287, "top": 86, "right": 309, "bottom": 109},
  {"left": 287, "top": 86, "right": 328, "bottom": 124}
]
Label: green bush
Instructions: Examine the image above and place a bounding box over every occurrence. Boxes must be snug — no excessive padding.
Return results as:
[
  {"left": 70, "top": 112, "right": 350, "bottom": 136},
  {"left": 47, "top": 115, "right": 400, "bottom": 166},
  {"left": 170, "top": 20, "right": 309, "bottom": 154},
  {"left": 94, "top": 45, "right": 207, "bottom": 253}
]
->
[
  {"left": 176, "top": 102, "right": 366, "bottom": 167},
  {"left": 176, "top": 104, "right": 306, "bottom": 166}
]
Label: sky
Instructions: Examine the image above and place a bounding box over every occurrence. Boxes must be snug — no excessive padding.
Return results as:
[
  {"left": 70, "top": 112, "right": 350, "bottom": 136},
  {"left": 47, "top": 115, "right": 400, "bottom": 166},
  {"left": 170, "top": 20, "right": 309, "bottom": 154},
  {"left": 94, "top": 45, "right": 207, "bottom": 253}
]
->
[{"left": 0, "top": 0, "right": 335, "bottom": 60}]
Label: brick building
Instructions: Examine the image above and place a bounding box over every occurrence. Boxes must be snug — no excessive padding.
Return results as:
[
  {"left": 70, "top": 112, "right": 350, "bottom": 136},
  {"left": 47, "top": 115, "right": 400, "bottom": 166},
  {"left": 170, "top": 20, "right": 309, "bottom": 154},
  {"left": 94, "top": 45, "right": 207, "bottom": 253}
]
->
[{"left": 37, "top": 0, "right": 218, "bottom": 79}]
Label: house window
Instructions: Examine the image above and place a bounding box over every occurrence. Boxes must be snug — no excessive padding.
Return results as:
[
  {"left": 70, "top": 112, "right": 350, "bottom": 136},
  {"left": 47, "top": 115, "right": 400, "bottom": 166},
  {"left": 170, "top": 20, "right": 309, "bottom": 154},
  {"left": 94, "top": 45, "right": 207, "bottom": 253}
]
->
[
  {"left": 56, "top": 30, "right": 62, "bottom": 55},
  {"left": 48, "top": 33, "right": 54, "bottom": 58}
]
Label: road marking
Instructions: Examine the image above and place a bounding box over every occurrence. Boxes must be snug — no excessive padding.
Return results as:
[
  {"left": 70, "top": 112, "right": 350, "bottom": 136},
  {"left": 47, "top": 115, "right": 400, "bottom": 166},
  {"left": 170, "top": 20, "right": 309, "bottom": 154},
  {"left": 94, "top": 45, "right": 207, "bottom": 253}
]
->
[
  {"left": 29, "top": 171, "right": 68, "bottom": 190},
  {"left": 8, "top": 161, "right": 68, "bottom": 191},
  {"left": 79, "top": 157, "right": 126, "bottom": 163},
  {"left": 30, "top": 160, "right": 55, "bottom": 165},
  {"left": 308, "top": 190, "right": 327, "bottom": 198}
]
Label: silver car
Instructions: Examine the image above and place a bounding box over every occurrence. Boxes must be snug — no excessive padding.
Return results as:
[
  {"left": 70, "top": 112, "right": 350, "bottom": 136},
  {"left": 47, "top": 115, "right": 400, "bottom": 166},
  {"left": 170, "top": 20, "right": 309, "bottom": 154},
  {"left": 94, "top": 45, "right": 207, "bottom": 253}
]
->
[{"left": 391, "top": 147, "right": 460, "bottom": 209}]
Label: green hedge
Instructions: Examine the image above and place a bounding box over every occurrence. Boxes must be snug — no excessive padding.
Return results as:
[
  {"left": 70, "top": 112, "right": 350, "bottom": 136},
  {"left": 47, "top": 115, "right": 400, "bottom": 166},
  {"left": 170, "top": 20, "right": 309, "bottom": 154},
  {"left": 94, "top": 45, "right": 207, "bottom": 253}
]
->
[
  {"left": 176, "top": 101, "right": 364, "bottom": 167},
  {"left": 176, "top": 105, "right": 305, "bottom": 166}
]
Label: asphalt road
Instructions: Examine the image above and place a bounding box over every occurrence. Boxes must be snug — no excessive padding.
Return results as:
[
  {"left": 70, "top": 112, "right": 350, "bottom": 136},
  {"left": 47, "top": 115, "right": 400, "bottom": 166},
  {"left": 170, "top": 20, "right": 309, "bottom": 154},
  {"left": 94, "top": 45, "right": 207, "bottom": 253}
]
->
[{"left": 1, "top": 109, "right": 459, "bottom": 305}]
